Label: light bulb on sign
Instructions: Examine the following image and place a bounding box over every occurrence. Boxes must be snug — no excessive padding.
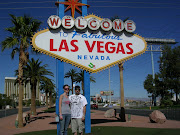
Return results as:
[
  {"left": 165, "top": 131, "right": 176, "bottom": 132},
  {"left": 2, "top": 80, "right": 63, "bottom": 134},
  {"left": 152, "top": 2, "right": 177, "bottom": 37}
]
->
[
  {"left": 124, "top": 20, "right": 136, "bottom": 33},
  {"left": 75, "top": 16, "right": 87, "bottom": 30},
  {"left": 62, "top": 16, "right": 74, "bottom": 29},
  {"left": 47, "top": 15, "right": 61, "bottom": 29}
]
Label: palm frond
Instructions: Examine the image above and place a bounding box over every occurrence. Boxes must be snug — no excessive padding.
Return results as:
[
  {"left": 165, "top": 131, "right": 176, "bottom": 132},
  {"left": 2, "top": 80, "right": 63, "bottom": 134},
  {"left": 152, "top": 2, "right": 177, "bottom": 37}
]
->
[
  {"left": 22, "top": 58, "right": 54, "bottom": 90},
  {"left": 11, "top": 47, "right": 19, "bottom": 59},
  {"left": 123, "top": 17, "right": 130, "bottom": 22},
  {"left": 1, "top": 37, "right": 19, "bottom": 52},
  {"left": 64, "top": 69, "right": 78, "bottom": 78},
  {"left": 2, "top": 14, "right": 42, "bottom": 55}
]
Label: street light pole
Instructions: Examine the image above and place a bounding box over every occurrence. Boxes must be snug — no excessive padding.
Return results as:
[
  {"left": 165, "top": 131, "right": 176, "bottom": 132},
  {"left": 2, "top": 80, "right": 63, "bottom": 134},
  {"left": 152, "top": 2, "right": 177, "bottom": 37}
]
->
[
  {"left": 150, "top": 45, "right": 156, "bottom": 106},
  {"left": 109, "top": 68, "right": 111, "bottom": 105}
]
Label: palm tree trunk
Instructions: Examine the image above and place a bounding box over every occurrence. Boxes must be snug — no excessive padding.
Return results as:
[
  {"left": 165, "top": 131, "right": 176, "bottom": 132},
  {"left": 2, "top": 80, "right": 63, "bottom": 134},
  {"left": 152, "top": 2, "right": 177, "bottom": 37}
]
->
[
  {"left": 17, "top": 46, "right": 24, "bottom": 128},
  {"left": 49, "top": 92, "right": 52, "bottom": 108},
  {"left": 119, "top": 63, "right": 126, "bottom": 122},
  {"left": 152, "top": 95, "right": 154, "bottom": 105},
  {"left": 46, "top": 92, "right": 48, "bottom": 108},
  {"left": 18, "top": 82, "right": 23, "bottom": 128},
  {"left": 82, "top": 81, "right": 84, "bottom": 95},
  {"left": 71, "top": 78, "right": 73, "bottom": 94},
  {"left": 31, "top": 83, "right": 37, "bottom": 115},
  {"left": 176, "top": 92, "right": 178, "bottom": 102},
  {"left": 171, "top": 89, "right": 173, "bottom": 98}
]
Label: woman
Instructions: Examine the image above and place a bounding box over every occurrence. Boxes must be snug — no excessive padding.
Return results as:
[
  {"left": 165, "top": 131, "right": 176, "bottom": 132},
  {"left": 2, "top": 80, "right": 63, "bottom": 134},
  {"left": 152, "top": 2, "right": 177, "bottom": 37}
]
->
[{"left": 59, "top": 84, "right": 71, "bottom": 135}]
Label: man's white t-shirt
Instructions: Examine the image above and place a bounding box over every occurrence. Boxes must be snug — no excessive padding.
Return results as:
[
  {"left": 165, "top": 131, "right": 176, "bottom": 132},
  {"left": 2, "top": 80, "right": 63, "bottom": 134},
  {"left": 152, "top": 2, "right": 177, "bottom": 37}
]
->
[{"left": 69, "top": 94, "right": 87, "bottom": 118}]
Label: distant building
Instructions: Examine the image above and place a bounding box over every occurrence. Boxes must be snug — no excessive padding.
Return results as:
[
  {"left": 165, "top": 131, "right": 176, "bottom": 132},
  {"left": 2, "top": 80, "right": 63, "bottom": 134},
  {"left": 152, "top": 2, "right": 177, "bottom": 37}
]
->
[
  {"left": 40, "top": 93, "right": 46, "bottom": 104},
  {"left": 91, "top": 96, "right": 102, "bottom": 103},
  {"left": 4, "top": 77, "right": 41, "bottom": 100}
]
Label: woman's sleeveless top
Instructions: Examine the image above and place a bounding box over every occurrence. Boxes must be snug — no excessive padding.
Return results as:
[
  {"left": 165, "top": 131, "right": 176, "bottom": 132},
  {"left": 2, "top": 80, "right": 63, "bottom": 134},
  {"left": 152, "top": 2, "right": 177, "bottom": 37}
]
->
[{"left": 61, "top": 96, "right": 71, "bottom": 114}]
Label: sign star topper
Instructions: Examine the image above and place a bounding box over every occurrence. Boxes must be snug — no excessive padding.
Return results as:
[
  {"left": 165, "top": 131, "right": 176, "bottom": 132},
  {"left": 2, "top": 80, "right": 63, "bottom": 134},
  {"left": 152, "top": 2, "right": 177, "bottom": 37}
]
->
[{"left": 55, "top": 0, "right": 90, "bottom": 18}]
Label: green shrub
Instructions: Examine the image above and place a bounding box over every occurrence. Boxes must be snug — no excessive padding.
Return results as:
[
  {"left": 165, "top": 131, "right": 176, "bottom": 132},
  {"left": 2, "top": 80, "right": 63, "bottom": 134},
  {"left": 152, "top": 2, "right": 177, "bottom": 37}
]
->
[
  {"left": 172, "top": 100, "right": 180, "bottom": 105},
  {"left": 160, "top": 99, "right": 173, "bottom": 107},
  {"left": 25, "top": 99, "right": 41, "bottom": 106},
  {"left": 36, "top": 100, "right": 41, "bottom": 106},
  {"left": 26, "top": 99, "right": 31, "bottom": 107},
  {"left": 23, "top": 100, "right": 26, "bottom": 106},
  {"left": 52, "top": 98, "right": 56, "bottom": 104}
]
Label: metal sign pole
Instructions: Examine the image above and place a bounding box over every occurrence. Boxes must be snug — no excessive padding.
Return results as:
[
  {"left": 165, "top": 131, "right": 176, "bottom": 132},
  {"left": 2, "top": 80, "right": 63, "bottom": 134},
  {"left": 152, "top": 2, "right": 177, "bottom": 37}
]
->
[
  {"left": 82, "top": 0, "right": 91, "bottom": 133},
  {"left": 84, "top": 70, "right": 91, "bottom": 133},
  {"left": 56, "top": 1, "right": 64, "bottom": 135}
]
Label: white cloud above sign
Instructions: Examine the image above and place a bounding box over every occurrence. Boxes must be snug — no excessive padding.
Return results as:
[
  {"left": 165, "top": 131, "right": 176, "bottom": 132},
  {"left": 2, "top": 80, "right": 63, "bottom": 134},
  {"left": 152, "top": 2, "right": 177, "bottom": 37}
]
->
[{"left": 32, "top": 14, "right": 147, "bottom": 73}]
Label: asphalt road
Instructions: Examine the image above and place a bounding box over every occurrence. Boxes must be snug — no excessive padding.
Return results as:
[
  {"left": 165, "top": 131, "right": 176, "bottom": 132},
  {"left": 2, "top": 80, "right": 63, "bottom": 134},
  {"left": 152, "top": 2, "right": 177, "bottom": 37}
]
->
[
  {"left": 97, "top": 106, "right": 180, "bottom": 121},
  {"left": 0, "top": 106, "right": 42, "bottom": 118}
]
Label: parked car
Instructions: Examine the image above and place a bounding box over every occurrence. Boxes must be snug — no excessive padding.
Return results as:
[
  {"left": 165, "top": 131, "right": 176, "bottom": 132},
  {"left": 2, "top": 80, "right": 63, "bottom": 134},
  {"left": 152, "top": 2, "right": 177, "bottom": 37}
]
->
[{"left": 91, "top": 104, "right": 98, "bottom": 109}]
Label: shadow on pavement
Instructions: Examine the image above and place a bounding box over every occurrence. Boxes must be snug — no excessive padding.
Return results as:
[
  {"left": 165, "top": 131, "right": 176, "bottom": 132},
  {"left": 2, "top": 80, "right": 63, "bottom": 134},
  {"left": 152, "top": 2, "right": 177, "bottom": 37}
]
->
[
  {"left": 49, "top": 118, "right": 122, "bottom": 125},
  {"left": 91, "top": 118, "right": 120, "bottom": 124},
  {"left": 37, "top": 111, "right": 45, "bottom": 115},
  {"left": 49, "top": 122, "right": 58, "bottom": 124},
  {"left": 28, "top": 115, "right": 53, "bottom": 123}
]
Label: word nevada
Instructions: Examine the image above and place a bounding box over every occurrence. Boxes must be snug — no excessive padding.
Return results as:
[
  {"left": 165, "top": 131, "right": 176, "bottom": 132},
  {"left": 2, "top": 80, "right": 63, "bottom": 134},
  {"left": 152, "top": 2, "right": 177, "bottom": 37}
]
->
[{"left": 47, "top": 15, "right": 136, "bottom": 33}]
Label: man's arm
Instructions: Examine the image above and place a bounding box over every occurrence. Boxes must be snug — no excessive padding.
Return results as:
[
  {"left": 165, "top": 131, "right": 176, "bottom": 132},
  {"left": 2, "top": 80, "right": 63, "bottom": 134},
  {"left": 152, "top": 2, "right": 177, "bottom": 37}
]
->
[
  {"left": 82, "top": 105, "right": 86, "bottom": 121},
  {"left": 82, "top": 95, "right": 87, "bottom": 120}
]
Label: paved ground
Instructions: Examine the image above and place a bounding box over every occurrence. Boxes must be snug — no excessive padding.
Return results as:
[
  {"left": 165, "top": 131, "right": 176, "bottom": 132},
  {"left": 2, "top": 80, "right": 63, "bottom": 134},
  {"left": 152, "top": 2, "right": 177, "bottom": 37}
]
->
[{"left": 0, "top": 107, "right": 180, "bottom": 135}]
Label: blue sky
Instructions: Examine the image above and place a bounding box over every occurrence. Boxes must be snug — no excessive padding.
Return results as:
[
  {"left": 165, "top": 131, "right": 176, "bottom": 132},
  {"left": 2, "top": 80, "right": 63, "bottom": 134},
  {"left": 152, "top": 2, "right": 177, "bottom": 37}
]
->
[{"left": 0, "top": 0, "right": 179, "bottom": 98}]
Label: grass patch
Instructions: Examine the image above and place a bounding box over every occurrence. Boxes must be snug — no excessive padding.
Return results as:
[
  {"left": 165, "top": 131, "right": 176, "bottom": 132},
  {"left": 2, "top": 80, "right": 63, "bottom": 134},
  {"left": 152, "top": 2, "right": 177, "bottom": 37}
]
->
[
  {"left": 43, "top": 107, "right": 55, "bottom": 113},
  {"left": 15, "top": 127, "right": 180, "bottom": 135}
]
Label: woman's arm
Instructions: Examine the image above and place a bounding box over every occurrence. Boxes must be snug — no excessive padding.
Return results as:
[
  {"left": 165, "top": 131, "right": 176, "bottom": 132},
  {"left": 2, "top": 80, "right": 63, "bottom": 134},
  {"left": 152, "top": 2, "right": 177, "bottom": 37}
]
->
[{"left": 59, "top": 94, "right": 63, "bottom": 120}]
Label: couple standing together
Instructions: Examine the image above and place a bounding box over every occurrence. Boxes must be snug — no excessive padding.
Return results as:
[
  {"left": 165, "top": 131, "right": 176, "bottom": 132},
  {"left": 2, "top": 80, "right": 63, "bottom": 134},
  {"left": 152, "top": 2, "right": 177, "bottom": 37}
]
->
[{"left": 59, "top": 84, "right": 87, "bottom": 135}]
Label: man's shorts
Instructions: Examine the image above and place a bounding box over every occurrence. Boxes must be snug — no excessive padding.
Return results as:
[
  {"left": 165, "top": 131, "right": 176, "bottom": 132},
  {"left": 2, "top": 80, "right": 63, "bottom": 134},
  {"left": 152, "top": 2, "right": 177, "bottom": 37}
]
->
[{"left": 71, "top": 118, "right": 85, "bottom": 133}]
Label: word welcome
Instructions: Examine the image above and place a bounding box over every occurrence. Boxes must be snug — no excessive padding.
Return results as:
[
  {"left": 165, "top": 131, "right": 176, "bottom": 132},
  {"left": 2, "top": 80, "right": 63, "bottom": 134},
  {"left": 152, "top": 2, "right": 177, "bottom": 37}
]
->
[{"left": 47, "top": 15, "right": 136, "bottom": 33}]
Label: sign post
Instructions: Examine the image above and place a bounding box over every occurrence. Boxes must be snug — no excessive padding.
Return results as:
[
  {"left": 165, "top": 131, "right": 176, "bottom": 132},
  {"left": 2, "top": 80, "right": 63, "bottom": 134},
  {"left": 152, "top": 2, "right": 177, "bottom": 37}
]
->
[
  {"left": 56, "top": 1, "right": 64, "bottom": 135},
  {"left": 84, "top": 70, "right": 91, "bottom": 133},
  {"left": 82, "top": 0, "right": 91, "bottom": 133}
]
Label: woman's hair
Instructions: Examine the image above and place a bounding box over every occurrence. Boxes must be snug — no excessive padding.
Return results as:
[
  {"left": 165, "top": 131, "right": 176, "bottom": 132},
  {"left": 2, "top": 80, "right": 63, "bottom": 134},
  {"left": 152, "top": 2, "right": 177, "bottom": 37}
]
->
[{"left": 63, "top": 84, "right": 69, "bottom": 89}]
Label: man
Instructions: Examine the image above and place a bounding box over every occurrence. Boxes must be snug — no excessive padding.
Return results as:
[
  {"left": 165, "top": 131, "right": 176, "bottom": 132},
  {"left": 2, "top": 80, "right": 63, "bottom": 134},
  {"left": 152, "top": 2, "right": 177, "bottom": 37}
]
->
[{"left": 69, "top": 85, "right": 87, "bottom": 135}]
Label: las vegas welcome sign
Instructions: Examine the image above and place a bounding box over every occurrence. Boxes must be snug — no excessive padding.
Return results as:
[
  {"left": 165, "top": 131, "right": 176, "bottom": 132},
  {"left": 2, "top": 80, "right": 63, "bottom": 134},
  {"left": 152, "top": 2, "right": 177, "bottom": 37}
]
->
[{"left": 32, "top": 14, "right": 147, "bottom": 73}]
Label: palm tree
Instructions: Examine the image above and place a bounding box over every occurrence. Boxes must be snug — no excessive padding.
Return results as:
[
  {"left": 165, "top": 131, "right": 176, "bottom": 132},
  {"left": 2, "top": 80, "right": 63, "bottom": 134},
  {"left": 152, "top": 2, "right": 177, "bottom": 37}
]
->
[
  {"left": 76, "top": 70, "right": 96, "bottom": 95},
  {"left": 49, "top": 89, "right": 55, "bottom": 108},
  {"left": 64, "top": 69, "right": 78, "bottom": 94},
  {"left": 22, "top": 58, "right": 54, "bottom": 115},
  {"left": 40, "top": 78, "right": 55, "bottom": 108},
  {"left": 1, "top": 14, "right": 41, "bottom": 127},
  {"left": 110, "top": 16, "right": 128, "bottom": 122},
  {"left": 49, "top": 86, "right": 56, "bottom": 108}
]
